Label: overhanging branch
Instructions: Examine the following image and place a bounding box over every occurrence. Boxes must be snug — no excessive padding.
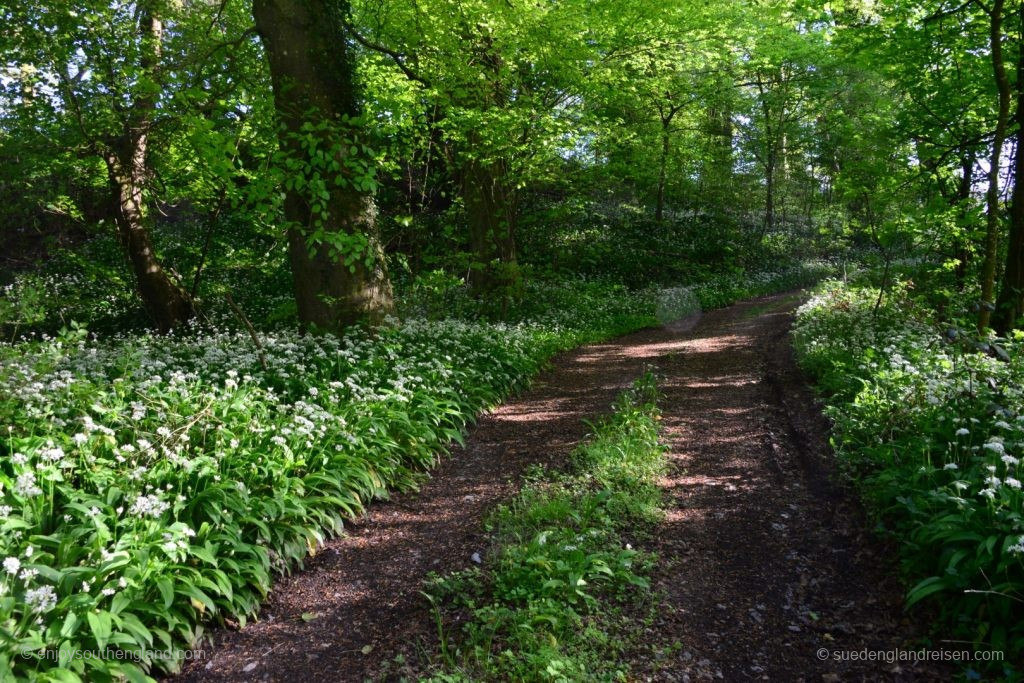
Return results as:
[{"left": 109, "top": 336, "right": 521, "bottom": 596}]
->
[{"left": 342, "top": 21, "right": 431, "bottom": 88}]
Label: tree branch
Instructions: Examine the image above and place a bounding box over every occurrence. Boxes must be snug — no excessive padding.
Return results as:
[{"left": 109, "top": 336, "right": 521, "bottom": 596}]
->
[
  {"left": 924, "top": 1, "right": 974, "bottom": 22},
  {"left": 342, "top": 21, "right": 431, "bottom": 87}
]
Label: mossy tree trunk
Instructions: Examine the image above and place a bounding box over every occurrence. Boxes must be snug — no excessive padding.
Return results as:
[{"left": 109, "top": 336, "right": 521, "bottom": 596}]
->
[
  {"left": 993, "top": 5, "right": 1024, "bottom": 334},
  {"left": 461, "top": 149, "right": 518, "bottom": 299},
  {"left": 978, "top": 0, "right": 1011, "bottom": 331}
]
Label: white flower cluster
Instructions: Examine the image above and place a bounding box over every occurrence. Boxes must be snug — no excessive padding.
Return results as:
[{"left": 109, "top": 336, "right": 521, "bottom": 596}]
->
[
  {"left": 129, "top": 494, "right": 170, "bottom": 518},
  {"left": 795, "top": 279, "right": 1024, "bottom": 607},
  {"left": 655, "top": 286, "right": 701, "bottom": 324},
  {"left": 0, "top": 285, "right": 618, "bottom": 665},
  {"left": 23, "top": 585, "right": 57, "bottom": 613}
]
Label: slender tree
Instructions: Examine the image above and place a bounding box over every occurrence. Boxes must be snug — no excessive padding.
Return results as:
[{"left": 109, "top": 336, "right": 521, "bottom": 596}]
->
[
  {"left": 993, "top": 1, "right": 1024, "bottom": 333},
  {"left": 978, "top": 0, "right": 1012, "bottom": 331},
  {"left": 102, "top": 2, "right": 194, "bottom": 332},
  {"left": 1, "top": 0, "right": 265, "bottom": 332}
]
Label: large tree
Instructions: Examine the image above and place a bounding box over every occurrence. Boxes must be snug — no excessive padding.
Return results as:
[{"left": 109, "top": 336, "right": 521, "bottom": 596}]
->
[
  {"left": 0, "top": 0, "right": 234, "bottom": 331},
  {"left": 349, "top": 0, "right": 598, "bottom": 299},
  {"left": 1, "top": 0, "right": 267, "bottom": 332},
  {"left": 252, "top": 0, "right": 394, "bottom": 332},
  {"left": 101, "top": 2, "right": 195, "bottom": 332}
]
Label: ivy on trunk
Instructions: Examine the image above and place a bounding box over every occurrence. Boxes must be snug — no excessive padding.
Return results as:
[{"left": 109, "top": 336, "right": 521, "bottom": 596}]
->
[{"left": 253, "top": 0, "right": 394, "bottom": 333}]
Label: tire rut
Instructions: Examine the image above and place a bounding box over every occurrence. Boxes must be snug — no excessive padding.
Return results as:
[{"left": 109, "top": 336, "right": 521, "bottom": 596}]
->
[{"left": 636, "top": 294, "right": 951, "bottom": 682}]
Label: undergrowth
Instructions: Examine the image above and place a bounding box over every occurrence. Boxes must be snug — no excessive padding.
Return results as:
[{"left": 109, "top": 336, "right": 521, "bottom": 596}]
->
[
  {"left": 0, "top": 264, "right": 825, "bottom": 682},
  {"left": 794, "top": 279, "right": 1024, "bottom": 675}
]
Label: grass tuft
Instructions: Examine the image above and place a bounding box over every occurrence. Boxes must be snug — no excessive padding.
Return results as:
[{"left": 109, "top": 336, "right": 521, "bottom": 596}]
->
[{"left": 420, "top": 371, "right": 666, "bottom": 682}]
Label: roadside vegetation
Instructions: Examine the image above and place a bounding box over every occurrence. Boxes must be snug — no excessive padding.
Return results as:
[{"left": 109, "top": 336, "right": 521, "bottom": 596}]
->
[
  {"left": 0, "top": 265, "right": 817, "bottom": 681},
  {"left": 795, "top": 274, "right": 1024, "bottom": 668}
]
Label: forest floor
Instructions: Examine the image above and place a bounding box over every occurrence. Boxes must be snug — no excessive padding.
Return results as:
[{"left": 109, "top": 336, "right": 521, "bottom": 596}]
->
[{"left": 180, "top": 292, "right": 950, "bottom": 682}]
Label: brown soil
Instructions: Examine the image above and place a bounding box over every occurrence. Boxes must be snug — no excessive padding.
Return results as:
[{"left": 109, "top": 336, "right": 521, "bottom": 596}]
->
[{"left": 179, "top": 293, "right": 949, "bottom": 682}]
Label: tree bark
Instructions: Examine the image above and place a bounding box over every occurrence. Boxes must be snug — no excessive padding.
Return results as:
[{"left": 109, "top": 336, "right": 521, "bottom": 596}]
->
[
  {"left": 993, "top": 5, "right": 1024, "bottom": 333},
  {"left": 461, "top": 147, "right": 518, "bottom": 298},
  {"left": 978, "top": 0, "right": 1012, "bottom": 331},
  {"left": 106, "top": 5, "right": 193, "bottom": 333},
  {"left": 253, "top": 0, "right": 393, "bottom": 333},
  {"left": 707, "top": 102, "right": 733, "bottom": 186},
  {"left": 995, "top": 135, "right": 1024, "bottom": 332},
  {"left": 450, "top": 30, "right": 520, "bottom": 302},
  {"left": 780, "top": 130, "right": 790, "bottom": 226},
  {"left": 755, "top": 74, "right": 778, "bottom": 235}
]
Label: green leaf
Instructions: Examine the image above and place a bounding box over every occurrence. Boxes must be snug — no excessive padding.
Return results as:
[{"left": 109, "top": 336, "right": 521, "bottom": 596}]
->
[
  {"left": 41, "top": 668, "right": 83, "bottom": 683},
  {"left": 156, "top": 577, "right": 174, "bottom": 610},
  {"left": 87, "top": 610, "right": 113, "bottom": 650},
  {"left": 177, "top": 585, "right": 216, "bottom": 615},
  {"left": 59, "top": 612, "right": 80, "bottom": 639},
  {"left": 906, "top": 576, "right": 947, "bottom": 608}
]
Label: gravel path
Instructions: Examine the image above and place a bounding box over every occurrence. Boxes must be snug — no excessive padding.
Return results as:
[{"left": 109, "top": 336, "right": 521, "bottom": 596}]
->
[{"left": 180, "top": 293, "right": 947, "bottom": 682}]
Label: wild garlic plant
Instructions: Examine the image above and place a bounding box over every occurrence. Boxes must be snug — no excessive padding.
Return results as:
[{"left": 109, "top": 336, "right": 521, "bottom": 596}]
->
[
  {"left": 794, "top": 280, "right": 1024, "bottom": 659},
  {"left": 0, "top": 268, "right": 823, "bottom": 681},
  {"left": 0, "top": 319, "right": 549, "bottom": 681}
]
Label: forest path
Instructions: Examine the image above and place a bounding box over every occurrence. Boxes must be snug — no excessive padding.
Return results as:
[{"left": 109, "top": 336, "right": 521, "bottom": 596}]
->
[
  {"left": 630, "top": 294, "right": 948, "bottom": 681},
  {"left": 181, "top": 293, "right": 941, "bottom": 682}
]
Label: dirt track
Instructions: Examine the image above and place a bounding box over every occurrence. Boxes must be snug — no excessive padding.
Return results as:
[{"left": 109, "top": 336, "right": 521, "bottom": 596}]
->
[
  {"left": 181, "top": 293, "right": 947, "bottom": 682},
  {"left": 631, "top": 293, "right": 947, "bottom": 681}
]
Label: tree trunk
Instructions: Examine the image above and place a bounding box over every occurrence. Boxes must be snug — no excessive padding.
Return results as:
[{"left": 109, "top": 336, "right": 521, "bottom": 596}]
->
[
  {"left": 105, "top": 155, "right": 194, "bottom": 333},
  {"left": 953, "top": 149, "right": 975, "bottom": 290},
  {"left": 708, "top": 104, "right": 733, "bottom": 184},
  {"left": 993, "top": 7, "right": 1024, "bottom": 333},
  {"left": 461, "top": 149, "right": 518, "bottom": 298},
  {"left": 754, "top": 74, "right": 777, "bottom": 236},
  {"left": 979, "top": 0, "right": 1011, "bottom": 331},
  {"left": 780, "top": 130, "right": 790, "bottom": 227},
  {"left": 253, "top": 0, "right": 393, "bottom": 333},
  {"left": 107, "top": 6, "right": 193, "bottom": 333},
  {"left": 447, "top": 28, "right": 519, "bottom": 304},
  {"left": 995, "top": 136, "right": 1024, "bottom": 333},
  {"left": 764, "top": 150, "right": 776, "bottom": 234},
  {"left": 656, "top": 119, "right": 670, "bottom": 223}
]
